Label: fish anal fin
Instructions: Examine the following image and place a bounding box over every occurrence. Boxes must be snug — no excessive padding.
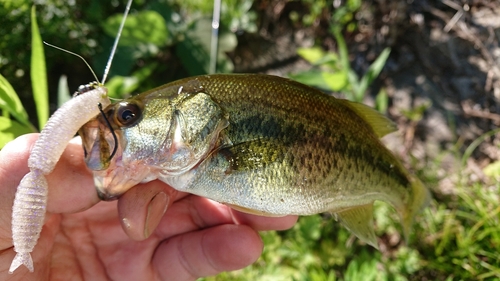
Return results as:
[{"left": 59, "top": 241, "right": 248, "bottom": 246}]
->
[
  {"left": 225, "top": 203, "right": 284, "bottom": 217},
  {"left": 335, "top": 203, "right": 379, "bottom": 249},
  {"left": 340, "top": 100, "right": 397, "bottom": 138}
]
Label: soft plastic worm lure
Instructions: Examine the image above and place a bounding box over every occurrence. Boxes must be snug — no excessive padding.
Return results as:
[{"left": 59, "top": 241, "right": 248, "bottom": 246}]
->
[
  {"left": 9, "top": 0, "right": 132, "bottom": 273},
  {"left": 9, "top": 87, "right": 110, "bottom": 273}
]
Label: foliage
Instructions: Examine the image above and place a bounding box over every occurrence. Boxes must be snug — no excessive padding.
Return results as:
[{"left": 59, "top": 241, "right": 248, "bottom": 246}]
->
[
  {"left": 484, "top": 160, "right": 500, "bottom": 181},
  {"left": 0, "top": 6, "right": 47, "bottom": 147},
  {"left": 289, "top": 0, "right": 329, "bottom": 27},
  {"left": 288, "top": 0, "right": 388, "bottom": 115},
  {"left": 290, "top": 40, "right": 390, "bottom": 104},
  {"left": 94, "top": 0, "right": 245, "bottom": 96},
  {"left": 289, "top": 1, "right": 390, "bottom": 105},
  {"left": 0, "top": 0, "right": 253, "bottom": 127},
  {"left": 0, "top": 0, "right": 252, "bottom": 145},
  {"left": 30, "top": 5, "right": 49, "bottom": 129},
  {"left": 202, "top": 204, "right": 422, "bottom": 281},
  {"left": 331, "top": 0, "right": 362, "bottom": 33},
  {"left": 418, "top": 181, "right": 500, "bottom": 280}
]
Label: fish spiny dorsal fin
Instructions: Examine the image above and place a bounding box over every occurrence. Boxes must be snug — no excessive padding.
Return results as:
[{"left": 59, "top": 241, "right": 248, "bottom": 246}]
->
[
  {"left": 340, "top": 100, "right": 397, "bottom": 138},
  {"left": 335, "top": 203, "right": 379, "bottom": 249}
]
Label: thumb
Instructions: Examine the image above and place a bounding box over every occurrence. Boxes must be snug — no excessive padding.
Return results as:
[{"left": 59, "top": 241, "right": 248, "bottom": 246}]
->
[{"left": 117, "top": 181, "right": 177, "bottom": 240}]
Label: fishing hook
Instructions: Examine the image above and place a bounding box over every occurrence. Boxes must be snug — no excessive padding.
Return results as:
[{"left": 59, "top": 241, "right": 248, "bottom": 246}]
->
[{"left": 98, "top": 102, "right": 118, "bottom": 161}]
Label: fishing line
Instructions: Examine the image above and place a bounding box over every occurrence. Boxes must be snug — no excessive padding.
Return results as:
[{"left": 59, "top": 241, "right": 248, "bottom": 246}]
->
[
  {"left": 209, "top": 0, "right": 221, "bottom": 74},
  {"left": 43, "top": 42, "right": 101, "bottom": 85},
  {"left": 98, "top": 102, "right": 119, "bottom": 161},
  {"left": 102, "top": 0, "right": 133, "bottom": 84},
  {"left": 44, "top": 0, "right": 132, "bottom": 85}
]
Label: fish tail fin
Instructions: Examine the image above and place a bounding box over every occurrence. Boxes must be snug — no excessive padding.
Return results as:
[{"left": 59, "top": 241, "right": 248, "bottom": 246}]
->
[
  {"left": 400, "top": 176, "right": 431, "bottom": 244},
  {"left": 9, "top": 252, "right": 34, "bottom": 273}
]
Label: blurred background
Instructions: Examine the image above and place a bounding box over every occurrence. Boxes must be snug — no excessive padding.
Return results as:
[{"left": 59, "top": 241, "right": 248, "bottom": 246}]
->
[{"left": 1, "top": 0, "right": 499, "bottom": 280}]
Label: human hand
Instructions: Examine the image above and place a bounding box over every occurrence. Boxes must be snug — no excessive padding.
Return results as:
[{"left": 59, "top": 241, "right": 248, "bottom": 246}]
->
[{"left": 0, "top": 134, "right": 298, "bottom": 280}]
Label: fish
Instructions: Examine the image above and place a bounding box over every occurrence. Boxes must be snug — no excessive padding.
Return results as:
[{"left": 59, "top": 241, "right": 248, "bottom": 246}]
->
[{"left": 79, "top": 73, "right": 430, "bottom": 247}]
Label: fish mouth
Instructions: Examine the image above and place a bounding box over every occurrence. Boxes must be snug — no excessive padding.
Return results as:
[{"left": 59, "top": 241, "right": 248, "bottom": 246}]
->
[
  {"left": 93, "top": 171, "right": 131, "bottom": 201},
  {"left": 93, "top": 170, "right": 138, "bottom": 201},
  {"left": 92, "top": 159, "right": 157, "bottom": 201},
  {"left": 96, "top": 188, "right": 120, "bottom": 201}
]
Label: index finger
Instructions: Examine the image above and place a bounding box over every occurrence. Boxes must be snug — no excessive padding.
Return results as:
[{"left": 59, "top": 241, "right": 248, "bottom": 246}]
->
[{"left": 0, "top": 134, "right": 100, "bottom": 216}]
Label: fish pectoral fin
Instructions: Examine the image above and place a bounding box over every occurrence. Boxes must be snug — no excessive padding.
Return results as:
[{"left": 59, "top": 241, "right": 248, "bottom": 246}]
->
[
  {"left": 217, "top": 139, "right": 286, "bottom": 173},
  {"left": 225, "top": 203, "right": 284, "bottom": 217},
  {"left": 334, "top": 203, "right": 379, "bottom": 249}
]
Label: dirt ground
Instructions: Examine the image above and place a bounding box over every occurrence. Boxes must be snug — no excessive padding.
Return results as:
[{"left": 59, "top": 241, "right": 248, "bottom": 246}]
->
[{"left": 228, "top": 0, "right": 500, "bottom": 190}]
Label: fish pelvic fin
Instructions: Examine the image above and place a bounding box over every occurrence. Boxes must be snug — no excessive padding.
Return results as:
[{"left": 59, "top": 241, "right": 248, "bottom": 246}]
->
[
  {"left": 335, "top": 203, "right": 379, "bottom": 249},
  {"left": 400, "top": 176, "right": 431, "bottom": 244},
  {"left": 9, "top": 252, "right": 34, "bottom": 273},
  {"left": 225, "top": 203, "right": 286, "bottom": 217}
]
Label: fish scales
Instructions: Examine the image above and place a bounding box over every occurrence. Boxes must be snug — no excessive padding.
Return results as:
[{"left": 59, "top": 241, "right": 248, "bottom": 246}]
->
[
  {"left": 80, "top": 74, "right": 429, "bottom": 247},
  {"left": 162, "top": 75, "right": 412, "bottom": 213}
]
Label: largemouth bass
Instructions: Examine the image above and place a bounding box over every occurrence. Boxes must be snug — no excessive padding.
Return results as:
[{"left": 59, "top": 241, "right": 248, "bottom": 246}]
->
[{"left": 79, "top": 74, "right": 429, "bottom": 247}]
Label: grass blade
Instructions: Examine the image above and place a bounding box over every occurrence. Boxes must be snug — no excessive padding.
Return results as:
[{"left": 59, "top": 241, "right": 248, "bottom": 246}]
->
[
  {"left": 358, "top": 47, "right": 391, "bottom": 102},
  {"left": 57, "top": 75, "right": 71, "bottom": 107},
  {"left": 461, "top": 128, "right": 500, "bottom": 167},
  {"left": 0, "top": 74, "right": 31, "bottom": 128},
  {"left": 31, "top": 5, "right": 49, "bottom": 129},
  {"left": 0, "top": 116, "right": 33, "bottom": 148}
]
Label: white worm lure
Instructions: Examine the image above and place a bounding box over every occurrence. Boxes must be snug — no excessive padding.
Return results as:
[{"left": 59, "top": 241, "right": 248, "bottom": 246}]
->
[
  {"left": 9, "top": 0, "right": 132, "bottom": 273},
  {"left": 9, "top": 87, "right": 110, "bottom": 273}
]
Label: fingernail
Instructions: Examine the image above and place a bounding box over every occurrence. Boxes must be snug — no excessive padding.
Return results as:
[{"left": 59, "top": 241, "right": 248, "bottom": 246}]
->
[{"left": 144, "top": 192, "right": 168, "bottom": 238}]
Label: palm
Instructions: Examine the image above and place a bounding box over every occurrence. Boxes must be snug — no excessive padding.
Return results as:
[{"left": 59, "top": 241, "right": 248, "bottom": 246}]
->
[
  {"left": 49, "top": 200, "right": 157, "bottom": 280},
  {"left": 0, "top": 134, "right": 297, "bottom": 281},
  {"left": 47, "top": 193, "right": 247, "bottom": 280}
]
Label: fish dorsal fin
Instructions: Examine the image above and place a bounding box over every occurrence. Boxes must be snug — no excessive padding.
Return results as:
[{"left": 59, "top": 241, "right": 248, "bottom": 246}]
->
[
  {"left": 340, "top": 100, "right": 397, "bottom": 138},
  {"left": 335, "top": 203, "right": 379, "bottom": 249}
]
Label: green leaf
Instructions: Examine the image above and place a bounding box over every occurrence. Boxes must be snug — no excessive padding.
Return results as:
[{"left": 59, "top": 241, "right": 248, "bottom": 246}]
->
[
  {"left": 375, "top": 88, "right": 388, "bottom": 114},
  {"left": 323, "top": 71, "right": 348, "bottom": 91},
  {"left": 297, "top": 47, "right": 326, "bottom": 64},
  {"left": 92, "top": 43, "right": 136, "bottom": 79},
  {"left": 0, "top": 74, "right": 30, "bottom": 127},
  {"left": 104, "top": 76, "right": 139, "bottom": 99},
  {"left": 0, "top": 116, "right": 33, "bottom": 149},
  {"left": 333, "top": 27, "right": 359, "bottom": 100},
  {"left": 216, "top": 32, "right": 237, "bottom": 72},
  {"left": 31, "top": 5, "right": 49, "bottom": 129},
  {"left": 297, "top": 47, "right": 340, "bottom": 69},
  {"left": 104, "top": 62, "right": 158, "bottom": 98},
  {"left": 57, "top": 75, "right": 71, "bottom": 107},
  {"left": 176, "top": 18, "right": 212, "bottom": 75},
  {"left": 290, "top": 70, "right": 347, "bottom": 92},
  {"left": 357, "top": 47, "right": 391, "bottom": 101},
  {"left": 102, "top": 10, "right": 169, "bottom": 47},
  {"left": 289, "top": 71, "right": 333, "bottom": 91},
  {"left": 483, "top": 160, "right": 500, "bottom": 178},
  {"left": 333, "top": 27, "right": 351, "bottom": 77}
]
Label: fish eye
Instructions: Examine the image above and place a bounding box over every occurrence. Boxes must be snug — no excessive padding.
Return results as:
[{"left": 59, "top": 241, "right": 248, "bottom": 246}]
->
[{"left": 114, "top": 101, "right": 142, "bottom": 128}]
